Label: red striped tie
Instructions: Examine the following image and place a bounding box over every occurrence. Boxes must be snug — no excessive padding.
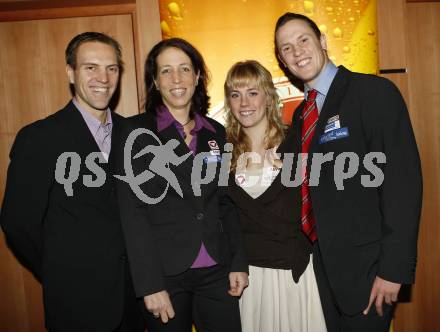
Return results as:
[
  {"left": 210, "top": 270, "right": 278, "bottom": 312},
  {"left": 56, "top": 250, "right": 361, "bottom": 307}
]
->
[{"left": 301, "top": 89, "right": 318, "bottom": 242}]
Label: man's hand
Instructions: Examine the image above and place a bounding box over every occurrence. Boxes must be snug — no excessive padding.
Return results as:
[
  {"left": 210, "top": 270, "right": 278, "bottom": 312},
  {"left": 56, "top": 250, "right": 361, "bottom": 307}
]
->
[
  {"left": 228, "top": 272, "right": 249, "bottom": 297},
  {"left": 144, "top": 290, "right": 175, "bottom": 323},
  {"left": 363, "top": 276, "right": 401, "bottom": 316}
]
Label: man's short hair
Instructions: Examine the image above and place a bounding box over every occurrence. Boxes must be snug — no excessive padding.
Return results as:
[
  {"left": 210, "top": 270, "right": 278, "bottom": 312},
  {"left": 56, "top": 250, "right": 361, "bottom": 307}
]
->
[
  {"left": 65, "top": 32, "right": 123, "bottom": 69},
  {"left": 274, "top": 12, "right": 322, "bottom": 40}
]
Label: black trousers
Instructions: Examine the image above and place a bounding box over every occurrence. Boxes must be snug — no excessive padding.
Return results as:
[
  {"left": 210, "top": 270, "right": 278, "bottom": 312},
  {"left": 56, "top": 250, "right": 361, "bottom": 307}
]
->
[
  {"left": 115, "top": 260, "right": 145, "bottom": 332},
  {"left": 313, "top": 242, "right": 393, "bottom": 332},
  {"left": 141, "top": 265, "right": 241, "bottom": 332},
  {"left": 49, "top": 261, "right": 143, "bottom": 332}
]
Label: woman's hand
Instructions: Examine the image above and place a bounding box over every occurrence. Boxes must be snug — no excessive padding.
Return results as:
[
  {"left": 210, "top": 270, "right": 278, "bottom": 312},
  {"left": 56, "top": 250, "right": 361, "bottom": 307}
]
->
[
  {"left": 228, "top": 272, "right": 249, "bottom": 297},
  {"left": 144, "top": 290, "right": 175, "bottom": 323}
]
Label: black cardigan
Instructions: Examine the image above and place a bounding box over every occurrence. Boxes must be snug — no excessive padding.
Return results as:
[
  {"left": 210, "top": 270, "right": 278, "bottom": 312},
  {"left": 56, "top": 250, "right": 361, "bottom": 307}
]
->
[{"left": 228, "top": 128, "right": 313, "bottom": 282}]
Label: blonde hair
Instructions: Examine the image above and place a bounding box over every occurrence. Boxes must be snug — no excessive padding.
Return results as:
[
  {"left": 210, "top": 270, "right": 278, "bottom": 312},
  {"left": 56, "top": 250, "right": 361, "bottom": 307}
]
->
[{"left": 224, "top": 60, "right": 285, "bottom": 171}]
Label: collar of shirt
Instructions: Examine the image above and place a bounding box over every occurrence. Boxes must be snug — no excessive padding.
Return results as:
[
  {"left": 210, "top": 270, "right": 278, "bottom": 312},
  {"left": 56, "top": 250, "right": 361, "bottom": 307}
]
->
[
  {"left": 304, "top": 61, "right": 338, "bottom": 113},
  {"left": 73, "top": 98, "right": 113, "bottom": 136},
  {"left": 156, "top": 105, "right": 216, "bottom": 135}
]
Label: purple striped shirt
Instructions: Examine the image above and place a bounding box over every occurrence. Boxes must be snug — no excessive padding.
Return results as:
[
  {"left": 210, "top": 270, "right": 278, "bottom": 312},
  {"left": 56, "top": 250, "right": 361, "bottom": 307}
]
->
[{"left": 73, "top": 98, "right": 112, "bottom": 160}]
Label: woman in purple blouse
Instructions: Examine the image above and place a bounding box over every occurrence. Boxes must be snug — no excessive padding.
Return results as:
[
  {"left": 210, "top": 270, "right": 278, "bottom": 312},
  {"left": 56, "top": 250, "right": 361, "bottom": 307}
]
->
[{"left": 119, "top": 38, "right": 248, "bottom": 332}]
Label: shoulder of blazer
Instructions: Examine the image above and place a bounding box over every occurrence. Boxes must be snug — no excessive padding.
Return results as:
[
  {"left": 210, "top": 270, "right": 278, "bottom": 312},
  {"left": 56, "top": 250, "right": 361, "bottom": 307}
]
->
[
  {"left": 205, "top": 116, "right": 225, "bottom": 134},
  {"left": 329, "top": 65, "right": 396, "bottom": 95},
  {"left": 326, "top": 65, "right": 353, "bottom": 94},
  {"left": 15, "top": 101, "right": 74, "bottom": 142},
  {"left": 111, "top": 111, "right": 125, "bottom": 123},
  {"left": 9, "top": 102, "right": 78, "bottom": 163},
  {"left": 330, "top": 66, "right": 404, "bottom": 117},
  {"left": 128, "top": 112, "right": 157, "bottom": 131},
  {"left": 198, "top": 116, "right": 226, "bottom": 148},
  {"left": 109, "top": 111, "right": 126, "bottom": 132},
  {"left": 49, "top": 100, "right": 101, "bottom": 137},
  {"left": 346, "top": 67, "right": 402, "bottom": 98}
]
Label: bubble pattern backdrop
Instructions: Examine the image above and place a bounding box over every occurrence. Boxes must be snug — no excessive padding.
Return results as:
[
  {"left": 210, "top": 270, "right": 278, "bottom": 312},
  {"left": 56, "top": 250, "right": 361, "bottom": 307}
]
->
[{"left": 158, "top": 0, "right": 378, "bottom": 123}]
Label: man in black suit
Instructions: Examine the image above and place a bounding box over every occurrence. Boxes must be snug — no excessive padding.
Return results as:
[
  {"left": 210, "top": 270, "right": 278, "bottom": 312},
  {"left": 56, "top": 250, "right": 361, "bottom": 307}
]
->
[
  {"left": 274, "top": 13, "right": 422, "bottom": 332},
  {"left": 0, "top": 32, "right": 142, "bottom": 332}
]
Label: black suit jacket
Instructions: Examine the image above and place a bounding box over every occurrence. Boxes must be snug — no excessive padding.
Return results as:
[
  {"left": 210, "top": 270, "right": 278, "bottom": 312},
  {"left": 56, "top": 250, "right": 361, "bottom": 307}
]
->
[
  {"left": 291, "top": 66, "right": 422, "bottom": 315},
  {"left": 0, "top": 101, "right": 139, "bottom": 331},
  {"left": 228, "top": 129, "right": 312, "bottom": 282},
  {"left": 116, "top": 111, "right": 248, "bottom": 298}
]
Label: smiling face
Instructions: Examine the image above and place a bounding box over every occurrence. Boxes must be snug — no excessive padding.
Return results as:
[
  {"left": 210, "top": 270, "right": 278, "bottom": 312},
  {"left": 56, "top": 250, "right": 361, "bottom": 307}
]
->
[
  {"left": 155, "top": 47, "right": 199, "bottom": 115},
  {"left": 66, "top": 41, "right": 119, "bottom": 118},
  {"left": 228, "top": 84, "right": 268, "bottom": 130},
  {"left": 276, "top": 19, "right": 328, "bottom": 85}
]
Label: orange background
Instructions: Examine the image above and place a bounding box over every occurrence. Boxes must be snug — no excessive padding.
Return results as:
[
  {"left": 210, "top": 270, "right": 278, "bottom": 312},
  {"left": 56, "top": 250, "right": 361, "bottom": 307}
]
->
[{"left": 158, "top": 0, "right": 378, "bottom": 123}]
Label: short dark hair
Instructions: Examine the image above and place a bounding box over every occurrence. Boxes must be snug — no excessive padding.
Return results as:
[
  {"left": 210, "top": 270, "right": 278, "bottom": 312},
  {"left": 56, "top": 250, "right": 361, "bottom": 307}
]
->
[
  {"left": 144, "top": 38, "right": 210, "bottom": 116},
  {"left": 275, "top": 12, "right": 321, "bottom": 41},
  {"left": 274, "top": 13, "right": 321, "bottom": 90},
  {"left": 65, "top": 32, "right": 123, "bottom": 69}
]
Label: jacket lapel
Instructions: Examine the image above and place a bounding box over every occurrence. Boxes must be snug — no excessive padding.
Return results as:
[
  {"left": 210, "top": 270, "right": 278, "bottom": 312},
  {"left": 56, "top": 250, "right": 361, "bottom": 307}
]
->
[
  {"left": 196, "top": 126, "right": 220, "bottom": 154},
  {"left": 108, "top": 112, "right": 123, "bottom": 173},
  {"left": 292, "top": 100, "right": 305, "bottom": 149},
  {"left": 309, "top": 66, "right": 351, "bottom": 153},
  {"left": 56, "top": 101, "right": 102, "bottom": 158},
  {"left": 55, "top": 101, "right": 111, "bottom": 204},
  {"left": 156, "top": 124, "right": 194, "bottom": 177},
  {"left": 139, "top": 112, "right": 197, "bottom": 190}
]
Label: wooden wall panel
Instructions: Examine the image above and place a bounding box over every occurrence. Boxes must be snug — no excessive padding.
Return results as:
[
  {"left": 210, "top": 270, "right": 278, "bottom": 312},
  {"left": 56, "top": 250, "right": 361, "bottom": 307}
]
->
[
  {"left": 0, "top": 134, "right": 33, "bottom": 332},
  {"left": 132, "top": 0, "right": 161, "bottom": 108},
  {"left": 380, "top": 72, "right": 410, "bottom": 105},
  {"left": 407, "top": 0, "right": 440, "bottom": 2},
  {"left": 0, "top": 0, "right": 38, "bottom": 2},
  {"left": 377, "top": 0, "right": 407, "bottom": 70},
  {"left": 393, "top": 3, "right": 440, "bottom": 332},
  {"left": 22, "top": 267, "right": 45, "bottom": 332},
  {"left": 0, "top": 0, "right": 136, "bottom": 21},
  {"left": 0, "top": 134, "right": 14, "bottom": 204},
  {"left": 0, "top": 13, "right": 139, "bottom": 332},
  {"left": 0, "top": 0, "right": 161, "bottom": 328},
  {"left": 377, "top": 1, "right": 440, "bottom": 330},
  {"left": 0, "top": 13, "right": 138, "bottom": 136},
  {"left": 377, "top": 0, "right": 410, "bottom": 103}
]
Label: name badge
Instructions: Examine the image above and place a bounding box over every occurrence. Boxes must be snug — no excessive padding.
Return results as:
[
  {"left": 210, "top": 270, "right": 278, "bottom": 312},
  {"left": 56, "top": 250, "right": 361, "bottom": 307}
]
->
[
  {"left": 327, "top": 115, "right": 339, "bottom": 123},
  {"left": 324, "top": 115, "right": 341, "bottom": 133},
  {"left": 235, "top": 173, "right": 246, "bottom": 185},
  {"left": 204, "top": 155, "right": 222, "bottom": 164},
  {"left": 324, "top": 120, "right": 341, "bottom": 133},
  {"left": 319, "top": 127, "right": 349, "bottom": 144},
  {"left": 207, "top": 140, "right": 221, "bottom": 156}
]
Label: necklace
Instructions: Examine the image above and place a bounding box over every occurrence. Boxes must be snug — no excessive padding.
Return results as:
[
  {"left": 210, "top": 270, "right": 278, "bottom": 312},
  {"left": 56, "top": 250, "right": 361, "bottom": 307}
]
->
[{"left": 181, "top": 118, "right": 193, "bottom": 126}]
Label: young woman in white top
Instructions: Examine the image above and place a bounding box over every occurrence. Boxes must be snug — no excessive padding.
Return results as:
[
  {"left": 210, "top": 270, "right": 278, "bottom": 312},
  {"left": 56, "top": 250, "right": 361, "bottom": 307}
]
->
[{"left": 224, "top": 60, "right": 327, "bottom": 332}]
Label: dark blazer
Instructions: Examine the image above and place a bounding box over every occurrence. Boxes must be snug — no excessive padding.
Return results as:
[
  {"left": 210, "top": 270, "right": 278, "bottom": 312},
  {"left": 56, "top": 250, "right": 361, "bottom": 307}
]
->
[
  {"left": 116, "top": 111, "right": 248, "bottom": 298},
  {"left": 0, "top": 101, "right": 140, "bottom": 331},
  {"left": 228, "top": 129, "right": 312, "bottom": 282},
  {"left": 291, "top": 66, "right": 422, "bottom": 315}
]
